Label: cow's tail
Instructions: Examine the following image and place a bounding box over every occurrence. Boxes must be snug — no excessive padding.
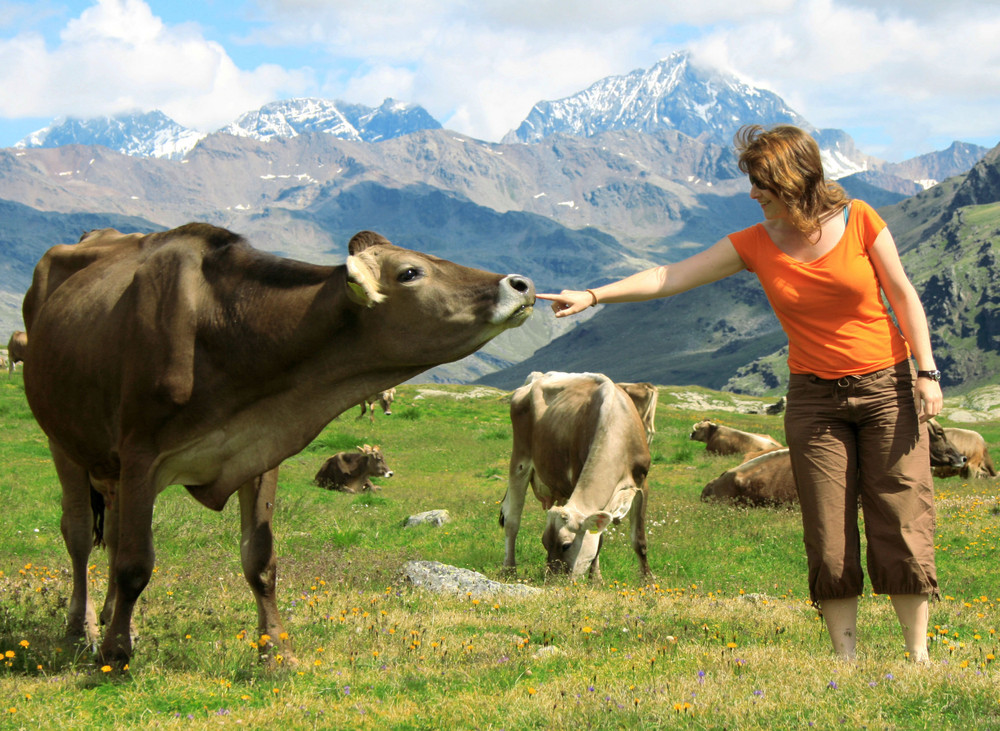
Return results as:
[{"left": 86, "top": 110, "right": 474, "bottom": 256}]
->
[{"left": 91, "top": 486, "right": 106, "bottom": 548}]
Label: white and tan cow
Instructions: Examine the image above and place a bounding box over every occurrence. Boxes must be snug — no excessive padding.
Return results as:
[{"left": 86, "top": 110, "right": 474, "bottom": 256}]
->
[
  {"left": 314, "top": 444, "right": 393, "bottom": 493},
  {"left": 690, "top": 419, "right": 783, "bottom": 456},
  {"left": 22, "top": 223, "right": 534, "bottom": 668},
  {"left": 499, "top": 371, "right": 652, "bottom": 579},
  {"left": 928, "top": 421, "right": 995, "bottom": 479},
  {"left": 617, "top": 381, "right": 658, "bottom": 446},
  {"left": 358, "top": 388, "right": 396, "bottom": 423},
  {"left": 7, "top": 330, "right": 26, "bottom": 375}
]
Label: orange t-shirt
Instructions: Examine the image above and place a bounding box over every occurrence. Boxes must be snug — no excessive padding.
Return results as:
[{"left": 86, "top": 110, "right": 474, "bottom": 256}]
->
[{"left": 728, "top": 200, "right": 910, "bottom": 379}]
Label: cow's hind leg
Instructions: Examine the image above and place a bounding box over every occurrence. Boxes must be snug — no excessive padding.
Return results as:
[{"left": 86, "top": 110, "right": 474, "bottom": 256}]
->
[
  {"left": 630, "top": 487, "right": 652, "bottom": 578},
  {"left": 239, "top": 469, "right": 297, "bottom": 667},
  {"left": 500, "top": 457, "right": 532, "bottom": 573},
  {"left": 51, "top": 442, "right": 100, "bottom": 650}
]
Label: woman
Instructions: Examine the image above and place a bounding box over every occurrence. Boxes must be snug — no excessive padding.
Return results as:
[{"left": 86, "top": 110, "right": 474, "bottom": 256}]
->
[{"left": 539, "top": 124, "right": 941, "bottom": 662}]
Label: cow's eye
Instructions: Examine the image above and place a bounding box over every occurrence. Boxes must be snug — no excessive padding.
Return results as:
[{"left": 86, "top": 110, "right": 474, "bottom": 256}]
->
[
  {"left": 561, "top": 542, "right": 572, "bottom": 553},
  {"left": 397, "top": 267, "right": 423, "bottom": 283}
]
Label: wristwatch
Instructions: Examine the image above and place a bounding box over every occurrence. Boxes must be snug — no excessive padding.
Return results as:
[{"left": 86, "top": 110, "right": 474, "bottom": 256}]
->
[{"left": 917, "top": 369, "right": 942, "bottom": 382}]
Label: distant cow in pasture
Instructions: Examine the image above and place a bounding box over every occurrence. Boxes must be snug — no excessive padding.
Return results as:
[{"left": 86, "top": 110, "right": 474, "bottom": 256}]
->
[
  {"left": 928, "top": 420, "right": 995, "bottom": 479},
  {"left": 22, "top": 223, "right": 534, "bottom": 668},
  {"left": 925, "top": 419, "right": 970, "bottom": 475},
  {"left": 358, "top": 388, "right": 396, "bottom": 423},
  {"left": 314, "top": 444, "right": 393, "bottom": 493},
  {"left": 7, "top": 330, "right": 26, "bottom": 375},
  {"left": 703, "top": 422, "right": 976, "bottom": 507},
  {"left": 701, "top": 448, "right": 797, "bottom": 506},
  {"left": 690, "top": 419, "right": 783, "bottom": 456},
  {"left": 617, "top": 381, "right": 659, "bottom": 445},
  {"left": 499, "top": 371, "right": 651, "bottom": 579}
]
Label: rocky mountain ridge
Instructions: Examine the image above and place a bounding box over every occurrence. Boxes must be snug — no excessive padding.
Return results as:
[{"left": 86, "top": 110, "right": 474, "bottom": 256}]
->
[{"left": 1, "top": 53, "right": 995, "bottom": 388}]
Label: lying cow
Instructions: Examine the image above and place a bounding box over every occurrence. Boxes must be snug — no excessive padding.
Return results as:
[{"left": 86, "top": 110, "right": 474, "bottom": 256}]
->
[
  {"left": 617, "top": 381, "right": 658, "bottom": 445},
  {"left": 928, "top": 420, "right": 995, "bottom": 479},
  {"left": 22, "top": 223, "right": 534, "bottom": 668},
  {"left": 499, "top": 371, "right": 651, "bottom": 579},
  {"left": 925, "top": 419, "right": 970, "bottom": 476},
  {"left": 314, "top": 444, "right": 393, "bottom": 493},
  {"left": 701, "top": 448, "right": 797, "bottom": 506},
  {"left": 358, "top": 388, "right": 396, "bottom": 423},
  {"left": 690, "top": 419, "right": 783, "bottom": 456},
  {"left": 7, "top": 330, "right": 26, "bottom": 375},
  {"left": 703, "top": 422, "right": 975, "bottom": 507}
]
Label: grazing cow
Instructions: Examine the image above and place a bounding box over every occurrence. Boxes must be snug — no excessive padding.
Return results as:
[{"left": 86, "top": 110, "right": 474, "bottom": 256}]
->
[
  {"left": 22, "top": 223, "right": 534, "bottom": 668},
  {"left": 7, "top": 330, "right": 26, "bottom": 375},
  {"left": 690, "top": 419, "right": 783, "bottom": 456},
  {"left": 925, "top": 419, "right": 970, "bottom": 475},
  {"left": 499, "top": 371, "right": 651, "bottom": 579},
  {"left": 314, "top": 444, "right": 393, "bottom": 493},
  {"left": 704, "top": 422, "right": 975, "bottom": 507},
  {"left": 358, "top": 388, "right": 396, "bottom": 423},
  {"left": 928, "top": 421, "right": 995, "bottom": 479},
  {"left": 617, "top": 381, "right": 658, "bottom": 445},
  {"left": 701, "top": 448, "right": 797, "bottom": 506}
]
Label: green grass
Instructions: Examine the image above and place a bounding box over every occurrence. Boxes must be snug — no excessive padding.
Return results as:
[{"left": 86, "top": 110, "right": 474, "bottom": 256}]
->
[{"left": 2, "top": 376, "right": 999, "bottom": 729}]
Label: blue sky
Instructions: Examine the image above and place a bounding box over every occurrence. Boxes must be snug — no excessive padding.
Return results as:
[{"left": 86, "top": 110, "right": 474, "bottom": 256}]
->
[{"left": 1, "top": 0, "right": 998, "bottom": 162}]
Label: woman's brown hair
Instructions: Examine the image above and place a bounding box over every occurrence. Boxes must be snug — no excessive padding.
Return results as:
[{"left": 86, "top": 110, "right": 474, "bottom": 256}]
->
[{"left": 735, "top": 124, "right": 849, "bottom": 236}]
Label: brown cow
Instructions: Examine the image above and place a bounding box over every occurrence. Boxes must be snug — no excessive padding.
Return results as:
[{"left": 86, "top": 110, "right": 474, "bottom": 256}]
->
[
  {"left": 928, "top": 421, "right": 995, "bottom": 479},
  {"left": 7, "top": 330, "right": 26, "bottom": 375},
  {"left": 701, "top": 448, "right": 798, "bottom": 506},
  {"left": 314, "top": 444, "right": 393, "bottom": 493},
  {"left": 925, "top": 419, "right": 970, "bottom": 475},
  {"left": 22, "top": 223, "right": 534, "bottom": 668},
  {"left": 617, "top": 381, "right": 658, "bottom": 445},
  {"left": 703, "top": 423, "right": 974, "bottom": 506},
  {"left": 690, "top": 419, "right": 783, "bottom": 456},
  {"left": 358, "top": 388, "right": 396, "bottom": 423},
  {"left": 499, "top": 371, "right": 651, "bottom": 579}
]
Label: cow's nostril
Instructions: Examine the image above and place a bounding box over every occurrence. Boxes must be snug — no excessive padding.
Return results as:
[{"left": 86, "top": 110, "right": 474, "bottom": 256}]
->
[{"left": 507, "top": 275, "right": 532, "bottom": 293}]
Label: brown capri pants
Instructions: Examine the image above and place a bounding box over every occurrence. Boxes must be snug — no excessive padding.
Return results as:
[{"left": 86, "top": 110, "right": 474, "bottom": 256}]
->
[{"left": 784, "top": 360, "right": 938, "bottom": 605}]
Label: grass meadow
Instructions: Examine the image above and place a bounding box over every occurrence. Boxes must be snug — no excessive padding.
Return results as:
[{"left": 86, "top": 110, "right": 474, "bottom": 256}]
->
[{"left": 1, "top": 375, "right": 999, "bottom": 729}]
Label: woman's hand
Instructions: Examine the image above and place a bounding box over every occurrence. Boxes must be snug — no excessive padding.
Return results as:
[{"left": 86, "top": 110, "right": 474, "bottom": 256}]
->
[
  {"left": 915, "top": 378, "right": 943, "bottom": 422},
  {"left": 536, "top": 291, "right": 595, "bottom": 318}
]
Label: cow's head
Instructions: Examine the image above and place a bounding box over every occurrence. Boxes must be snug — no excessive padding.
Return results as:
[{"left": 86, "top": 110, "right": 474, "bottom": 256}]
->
[
  {"left": 542, "top": 487, "right": 639, "bottom": 576},
  {"left": 378, "top": 388, "right": 396, "bottom": 415},
  {"left": 360, "top": 444, "right": 393, "bottom": 478},
  {"left": 926, "top": 419, "right": 967, "bottom": 469},
  {"left": 344, "top": 231, "right": 535, "bottom": 366},
  {"left": 690, "top": 420, "right": 715, "bottom": 443}
]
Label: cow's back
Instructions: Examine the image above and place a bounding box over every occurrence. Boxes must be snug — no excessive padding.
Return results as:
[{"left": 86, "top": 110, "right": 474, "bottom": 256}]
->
[{"left": 515, "top": 372, "right": 649, "bottom": 504}]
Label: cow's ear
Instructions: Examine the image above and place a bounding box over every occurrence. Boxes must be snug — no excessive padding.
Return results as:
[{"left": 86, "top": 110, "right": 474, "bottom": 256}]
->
[
  {"left": 346, "top": 251, "right": 387, "bottom": 308},
  {"left": 606, "top": 487, "right": 639, "bottom": 522},
  {"left": 581, "top": 512, "right": 613, "bottom": 534},
  {"left": 348, "top": 231, "right": 392, "bottom": 255}
]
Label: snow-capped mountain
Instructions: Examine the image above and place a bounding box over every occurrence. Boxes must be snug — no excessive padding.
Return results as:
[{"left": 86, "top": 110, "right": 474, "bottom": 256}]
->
[
  {"left": 221, "top": 97, "right": 441, "bottom": 143},
  {"left": 504, "top": 51, "right": 872, "bottom": 179},
  {"left": 15, "top": 110, "right": 206, "bottom": 160},
  {"left": 15, "top": 98, "right": 442, "bottom": 160}
]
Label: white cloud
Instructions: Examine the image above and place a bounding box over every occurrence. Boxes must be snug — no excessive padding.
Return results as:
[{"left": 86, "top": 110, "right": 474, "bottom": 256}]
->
[
  {"left": 687, "top": 0, "right": 1000, "bottom": 157},
  {"left": 0, "top": 0, "right": 311, "bottom": 132},
  {"left": 0, "top": 0, "right": 998, "bottom": 158}
]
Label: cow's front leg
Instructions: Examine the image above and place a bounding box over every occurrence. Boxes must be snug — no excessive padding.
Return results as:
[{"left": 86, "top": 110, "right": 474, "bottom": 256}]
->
[
  {"left": 99, "top": 459, "right": 156, "bottom": 669},
  {"left": 52, "top": 443, "right": 99, "bottom": 649},
  {"left": 500, "top": 454, "right": 532, "bottom": 572},
  {"left": 239, "top": 469, "right": 297, "bottom": 667}
]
